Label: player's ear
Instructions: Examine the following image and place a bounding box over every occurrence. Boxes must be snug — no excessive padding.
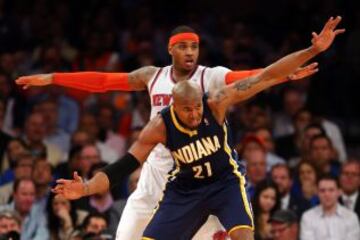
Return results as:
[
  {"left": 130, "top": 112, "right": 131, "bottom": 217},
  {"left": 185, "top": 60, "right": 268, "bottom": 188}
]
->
[{"left": 168, "top": 45, "right": 173, "bottom": 56}]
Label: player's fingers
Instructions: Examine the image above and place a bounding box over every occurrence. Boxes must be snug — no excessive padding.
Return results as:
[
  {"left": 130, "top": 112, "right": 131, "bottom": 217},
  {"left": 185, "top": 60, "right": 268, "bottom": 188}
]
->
[
  {"left": 323, "top": 16, "right": 334, "bottom": 31},
  {"left": 56, "top": 179, "right": 72, "bottom": 184},
  {"left": 334, "top": 29, "right": 346, "bottom": 35},
  {"left": 311, "top": 32, "right": 319, "bottom": 39},
  {"left": 73, "top": 171, "right": 83, "bottom": 182},
  {"left": 330, "top": 16, "right": 342, "bottom": 30}
]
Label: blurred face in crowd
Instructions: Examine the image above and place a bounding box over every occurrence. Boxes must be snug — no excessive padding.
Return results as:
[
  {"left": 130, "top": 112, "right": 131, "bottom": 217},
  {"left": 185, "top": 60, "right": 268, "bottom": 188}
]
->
[
  {"left": 293, "top": 110, "right": 312, "bottom": 133},
  {"left": 36, "top": 101, "right": 58, "bottom": 130},
  {"left": 169, "top": 40, "right": 199, "bottom": 72},
  {"left": 0, "top": 216, "right": 21, "bottom": 234},
  {"left": 25, "top": 113, "right": 46, "bottom": 143},
  {"left": 80, "top": 145, "right": 101, "bottom": 176},
  {"left": 283, "top": 90, "right": 304, "bottom": 116},
  {"left": 255, "top": 128, "right": 274, "bottom": 152},
  {"left": 299, "top": 162, "right": 317, "bottom": 185},
  {"left": 97, "top": 106, "right": 114, "bottom": 130},
  {"left": 32, "top": 160, "right": 52, "bottom": 186},
  {"left": 318, "top": 179, "right": 340, "bottom": 210},
  {"left": 302, "top": 127, "right": 323, "bottom": 152},
  {"left": 0, "top": 74, "right": 11, "bottom": 98},
  {"left": 309, "top": 137, "right": 333, "bottom": 167},
  {"left": 340, "top": 162, "right": 360, "bottom": 195},
  {"left": 271, "top": 222, "right": 298, "bottom": 240},
  {"left": 242, "top": 139, "right": 265, "bottom": 160},
  {"left": 246, "top": 149, "right": 267, "bottom": 185},
  {"left": 13, "top": 180, "right": 36, "bottom": 215},
  {"left": 14, "top": 156, "right": 33, "bottom": 179},
  {"left": 6, "top": 139, "right": 28, "bottom": 162},
  {"left": 259, "top": 187, "right": 277, "bottom": 213},
  {"left": 52, "top": 195, "right": 71, "bottom": 216},
  {"left": 79, "top": 114, "right": 99, "bottom": 141},
  {"left": 271, "top": 166, "right": 292, "bottom": 196},
  {"left": 85, "top": 217, "right": 107, "bottom": 235},
  {"left": 71, "top": 131, "right": 91, "bottom": 147}
]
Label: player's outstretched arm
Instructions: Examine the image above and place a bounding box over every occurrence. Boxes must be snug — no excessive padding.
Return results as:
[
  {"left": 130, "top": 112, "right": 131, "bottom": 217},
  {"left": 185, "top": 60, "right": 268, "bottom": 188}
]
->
[
  {"left": 15, "top": 66, "right": 159, "bottom": 92},
  {"left": 52, "top": 115, "right": 166, "bottom": 200},
  {"left": 209, "top": 16, "right": 345, "bottom": 116}
]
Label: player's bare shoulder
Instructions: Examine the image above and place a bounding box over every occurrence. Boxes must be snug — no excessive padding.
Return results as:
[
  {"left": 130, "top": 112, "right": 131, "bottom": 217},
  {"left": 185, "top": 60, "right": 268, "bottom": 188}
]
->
[{"left": 128, "top": 66, "right": 160, "bottom": 90}]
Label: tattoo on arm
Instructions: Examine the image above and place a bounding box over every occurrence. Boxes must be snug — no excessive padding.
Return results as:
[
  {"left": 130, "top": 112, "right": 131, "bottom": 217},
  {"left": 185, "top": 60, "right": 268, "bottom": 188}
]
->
[
  {"left": 215, "top": 89, "right": 228, "bottom": 102},
  {"left": 128, "top": 66, "right": 158, "bottom": 90},
  {"left": 233, "top": 77, "right": 259, "bottom": 92}
]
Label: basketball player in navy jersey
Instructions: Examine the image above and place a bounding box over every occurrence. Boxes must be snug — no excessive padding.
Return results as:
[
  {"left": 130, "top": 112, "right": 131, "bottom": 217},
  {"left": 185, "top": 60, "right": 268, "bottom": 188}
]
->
[
  {"left": 53, "top": 16, "right": 344, "bottom": 240},
  {"left": 15, "top": 24, "right": 321, "bottom": 240}
]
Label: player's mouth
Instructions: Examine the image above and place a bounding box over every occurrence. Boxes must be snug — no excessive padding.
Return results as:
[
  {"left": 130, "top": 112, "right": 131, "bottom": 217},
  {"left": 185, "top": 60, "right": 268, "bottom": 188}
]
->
[{"left": 184, "top": 59, "right": 194, "bottom": 68}]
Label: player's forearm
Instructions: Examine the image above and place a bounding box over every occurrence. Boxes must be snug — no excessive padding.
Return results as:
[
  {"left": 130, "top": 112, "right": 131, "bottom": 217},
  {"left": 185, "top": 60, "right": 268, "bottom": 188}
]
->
[
  {"left": 259, "top": 46, "right": 320, "bottom": 82},
  {"left": 52, "top": 72, "right": 134, "bottom": 92}
]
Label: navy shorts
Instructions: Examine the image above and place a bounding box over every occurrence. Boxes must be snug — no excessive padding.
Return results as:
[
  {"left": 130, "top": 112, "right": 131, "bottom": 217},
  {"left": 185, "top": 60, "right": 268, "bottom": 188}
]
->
[{"left": 142, "top": 175, "right": 254, "bottom": 240}]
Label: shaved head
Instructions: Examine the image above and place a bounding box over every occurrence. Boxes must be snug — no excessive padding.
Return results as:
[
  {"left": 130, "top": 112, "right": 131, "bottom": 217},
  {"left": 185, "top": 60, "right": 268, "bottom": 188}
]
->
[
  {"left": 172, "top": 81, "right": 202, "bottom": 105},
  {"left": 172, "top": 81, "right": 203, "bottom": 129}
]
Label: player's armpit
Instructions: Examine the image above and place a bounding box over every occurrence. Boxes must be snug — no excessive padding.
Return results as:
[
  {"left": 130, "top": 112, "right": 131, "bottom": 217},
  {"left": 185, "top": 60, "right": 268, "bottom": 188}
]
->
[
  {"left": 128, "top": 66, "right": 159, "bottom": 90},
  {"left": 129, "top": 115, "right": 167, "bottom": 162}
]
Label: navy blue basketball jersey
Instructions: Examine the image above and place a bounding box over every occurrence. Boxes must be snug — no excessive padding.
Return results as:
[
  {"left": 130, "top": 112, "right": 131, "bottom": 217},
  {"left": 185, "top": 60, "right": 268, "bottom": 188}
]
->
[{"left": 160, "top": 94, "right": 245, "bottom": 189}]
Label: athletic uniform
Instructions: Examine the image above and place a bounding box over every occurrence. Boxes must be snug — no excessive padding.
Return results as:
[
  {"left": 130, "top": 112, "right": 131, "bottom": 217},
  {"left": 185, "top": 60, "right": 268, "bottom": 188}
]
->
[
  {"left": 116, "top": 65, "right": 231, "bottom": 239},
  {"left": 142, "top": 95, "right": 253, "bottom": 240}
]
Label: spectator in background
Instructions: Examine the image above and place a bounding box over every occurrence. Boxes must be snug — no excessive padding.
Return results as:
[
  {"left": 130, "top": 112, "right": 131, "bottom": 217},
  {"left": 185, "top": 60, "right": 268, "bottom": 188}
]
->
[
  {"left": 78, "top": 144, "right": 101, "bottom": 180},
  {"left": 271, "top": 164, "right": 310, "bottom": 217},
  {"left": 252, "top": 180, "right": 281, "bottom": 240},
  {"left": 255, "top": 128, "right": 286, "bottom": 167},
  {"left": 0, "top": 178, "right": 49, "bottom": 240},
  {"left": 70, "top": 130, "right": 92, "bottom": 147},
  {"left": 300, "top": 175, "right": 360, "bottom": 240},
  {"left": 339, "top": 159, "right": 360, "bottom": 220},
  {"left": 0, "top": 210, "right": 22, "bottom": 240},
  {"left": 0, "top": 97, "right": 12, "bottom": 170},
  {"left": 95, "top": 104, "right": 126, "bottom": 158},
  {"left": 295, "top": 161, "right": 319, "bottom": 207},
  {"left": 23, "top": 112, "right": 63, "bottom": 167},
  {"left": 45, "top": 192, "right": 88, "bottom": 240},
  {"left": 78, "top": 113, "right": 118, "bottom": 164},
  {"left": 273, "top": 87, "right": 305, "bottom": 138},
  {"left": 0, "top": 153, "right": 34, "bottom": 205},
  {"left": 31, "top": 159, "right": 53, "bottom": 210},
  {"left": 269, "top": 209, "right": 299, "bottom": 240},
  {"left": 1, "top": 138, "right": 28, "bottom": 177},
  {"left": 34, "top": 99, "right": 70, "bottom": 154},
  {"left": 275, "top": 108, "right": 312, "bottom": 164},
  {"left": 87, "top": 162, "right": 121, "bottom": 234},
  {"left": 308, "top": 134, "right": 340, "bottom": 178},
  {"left": 55, "top": 145, "right": 83, "bottom": 180},
  {"left": 81, "top": 213, "right": 108, "bottom": 236},
  {"left": 241, "top": 134, "right": 283, "bottom": 172},
  {"left": 242, "top": 143, "right": 267, "bottom": 197}
]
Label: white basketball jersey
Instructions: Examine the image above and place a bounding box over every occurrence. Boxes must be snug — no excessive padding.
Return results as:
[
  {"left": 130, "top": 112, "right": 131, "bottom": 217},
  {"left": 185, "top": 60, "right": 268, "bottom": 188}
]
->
[{"left": 145, "top": 65, "right": 230, "bottom": 172}]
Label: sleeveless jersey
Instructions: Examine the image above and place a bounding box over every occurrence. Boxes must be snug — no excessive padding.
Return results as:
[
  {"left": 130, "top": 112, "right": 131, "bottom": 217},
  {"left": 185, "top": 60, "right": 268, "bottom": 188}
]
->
[
  {"left": 160, "top": 95, "right": 245, "bottom": 190},
  {"left": 145, "top": 65, "right": 230, "bottom": 172}
]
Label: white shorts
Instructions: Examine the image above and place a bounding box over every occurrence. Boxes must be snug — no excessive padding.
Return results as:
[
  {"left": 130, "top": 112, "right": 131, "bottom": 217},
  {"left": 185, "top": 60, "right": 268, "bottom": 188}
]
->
[{"left": 115, "top": 162, "right": 225, "bottom": 239}]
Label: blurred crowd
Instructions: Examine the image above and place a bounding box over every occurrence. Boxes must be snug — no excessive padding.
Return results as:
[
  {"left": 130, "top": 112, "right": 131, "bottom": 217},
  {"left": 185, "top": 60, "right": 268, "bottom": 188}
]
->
[{"left": 0, "top": 0, "right": 359, "bottom": 239}]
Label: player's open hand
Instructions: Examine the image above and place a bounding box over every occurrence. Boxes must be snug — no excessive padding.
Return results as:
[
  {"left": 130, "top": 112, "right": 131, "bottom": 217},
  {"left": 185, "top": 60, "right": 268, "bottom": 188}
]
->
[
  {"left": 15, "top": 74, "right": 52, "bottom": 89},
  {"left": 288, "top": 62, "right": 319, "bottom": 81},
  {"left": 52, "top": 171, "right": 86, "bottom": 200},
  {"left": 311, "top": 16, "right": 345, "bottom": 53}
]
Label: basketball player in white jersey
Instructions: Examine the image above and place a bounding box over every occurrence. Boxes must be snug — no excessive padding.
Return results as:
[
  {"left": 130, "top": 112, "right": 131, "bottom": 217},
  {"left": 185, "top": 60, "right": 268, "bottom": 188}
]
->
[{"left": 16, "top": 24, "right": 320, "bottom": 239}]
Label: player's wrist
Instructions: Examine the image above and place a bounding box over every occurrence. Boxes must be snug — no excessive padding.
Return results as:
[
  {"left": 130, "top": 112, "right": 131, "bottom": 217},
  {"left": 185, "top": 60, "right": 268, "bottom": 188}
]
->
[{"left": 82, "top": 182, "right": 90, "bottom": 197}]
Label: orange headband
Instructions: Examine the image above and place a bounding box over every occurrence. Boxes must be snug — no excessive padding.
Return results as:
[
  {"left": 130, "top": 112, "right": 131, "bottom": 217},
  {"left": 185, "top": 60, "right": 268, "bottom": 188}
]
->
[{"left": 169, "top": 33, "right": 200, "bottom": 47}]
